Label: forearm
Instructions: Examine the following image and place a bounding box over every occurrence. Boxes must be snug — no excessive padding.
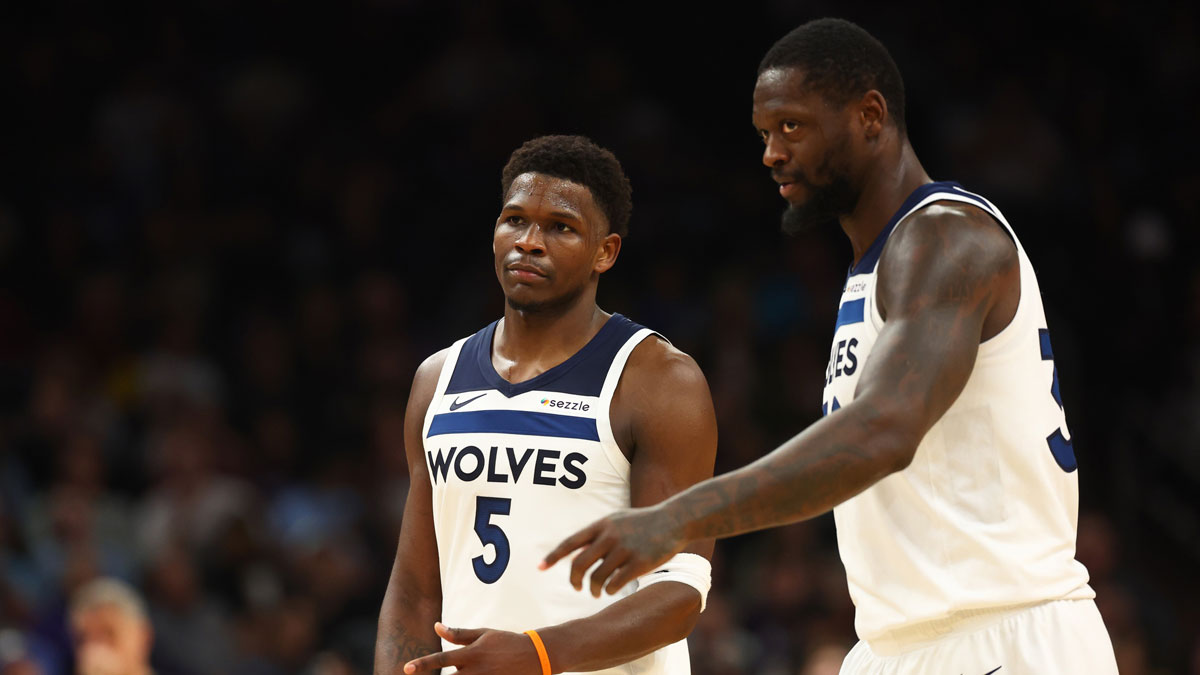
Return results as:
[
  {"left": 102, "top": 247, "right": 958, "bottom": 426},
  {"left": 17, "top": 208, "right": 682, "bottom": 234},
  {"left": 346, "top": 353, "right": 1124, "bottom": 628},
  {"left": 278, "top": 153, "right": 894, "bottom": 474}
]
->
[
  {"left": 537, "top": 582, "right": 700, "bottom": 673},
  {"left": 375, "top": 576, "right": 443, "bottom": 674},
  {"left": 668, "top": 398, "right": 915, "bottom": 542}
]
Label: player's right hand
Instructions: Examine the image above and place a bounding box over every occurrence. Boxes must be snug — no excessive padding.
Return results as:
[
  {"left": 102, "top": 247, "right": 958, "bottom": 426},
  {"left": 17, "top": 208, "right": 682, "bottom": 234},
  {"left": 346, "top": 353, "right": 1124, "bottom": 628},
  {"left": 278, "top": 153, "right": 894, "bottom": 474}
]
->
[
  {"left": 403, "top": 622, "right": 542, "bottom": 675},
  {"left": 540, "top": 505, "right": 686, "bottom": 597}
]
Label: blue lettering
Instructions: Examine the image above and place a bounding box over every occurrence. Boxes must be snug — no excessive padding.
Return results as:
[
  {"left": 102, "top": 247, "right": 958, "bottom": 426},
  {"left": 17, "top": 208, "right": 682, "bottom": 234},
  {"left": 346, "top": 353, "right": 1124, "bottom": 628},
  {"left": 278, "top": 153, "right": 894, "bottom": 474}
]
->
[
  {"left": 507, "top": 447, "right": 534, "bottom": 481},
  {"left": 454, "top": 446, "right": 484, "bottom": 482},
  {"left": 1039, "top": 328, "right": 1077, "bottom": 472},
  {"left": 821, "top": 397, "right": 842, "bottom": 417},
  {"left": 559, "top": 453, "right": 588, "bottom": 489},
  {"left": 533, "top": 449, "right": 560, "bottom": 486},
  {"left": 427, "top": 447, "right": 456, "bottom": 484},
  {"left": 486, "top": 446, "right": 509, "bottom": 483},
  {"left": 835, "top": 339, "right": 846, "bottom": 376},
  {"left": 844, "top": 338, "right": 858, "bottom": 375}
]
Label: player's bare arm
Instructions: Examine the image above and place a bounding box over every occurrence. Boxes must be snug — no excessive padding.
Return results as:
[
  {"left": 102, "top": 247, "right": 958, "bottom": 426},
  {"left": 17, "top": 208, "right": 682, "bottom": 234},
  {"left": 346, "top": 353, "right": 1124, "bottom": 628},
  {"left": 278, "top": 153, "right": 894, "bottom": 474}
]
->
[
  {"left": 544, "top": 202, "right": 1020, "bottom": 594},
  {"left": 404, "top": 337, "right": 717, "bottom": 674},
  {"left": 374, "top": 350, "right": 448, "bottom": 675}
]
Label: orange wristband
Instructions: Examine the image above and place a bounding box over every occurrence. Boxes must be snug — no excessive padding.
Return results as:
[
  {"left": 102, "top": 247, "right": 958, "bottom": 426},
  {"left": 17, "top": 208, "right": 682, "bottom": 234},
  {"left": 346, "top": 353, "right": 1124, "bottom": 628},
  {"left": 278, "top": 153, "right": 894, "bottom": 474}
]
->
[{"left": 524, "top": 629, "right": 552, "bottom": 675}]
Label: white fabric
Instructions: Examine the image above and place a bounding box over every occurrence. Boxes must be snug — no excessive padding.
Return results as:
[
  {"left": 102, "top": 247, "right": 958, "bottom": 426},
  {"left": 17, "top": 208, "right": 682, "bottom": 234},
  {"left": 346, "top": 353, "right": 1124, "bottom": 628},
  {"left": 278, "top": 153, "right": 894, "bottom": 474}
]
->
[
  {"left": 423, "top": 325, "right": 690, "bottom": 674},
  {"left": 822, "top": 184, "right": 1096, "bottom": 644},
  {"left": 635, "top": 552, "right": 712, "bottom": 613},
  {"left": 839, "top": 599, "right": 1117, "bottom": 674}
]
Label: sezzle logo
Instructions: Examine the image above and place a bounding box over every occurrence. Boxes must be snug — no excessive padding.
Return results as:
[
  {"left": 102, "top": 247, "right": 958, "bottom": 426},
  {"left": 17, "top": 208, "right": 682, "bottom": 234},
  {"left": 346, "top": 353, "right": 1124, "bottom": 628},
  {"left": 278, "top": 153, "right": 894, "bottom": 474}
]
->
[{"left": 540, "top": 397, "right": 590, "bottom": 411}]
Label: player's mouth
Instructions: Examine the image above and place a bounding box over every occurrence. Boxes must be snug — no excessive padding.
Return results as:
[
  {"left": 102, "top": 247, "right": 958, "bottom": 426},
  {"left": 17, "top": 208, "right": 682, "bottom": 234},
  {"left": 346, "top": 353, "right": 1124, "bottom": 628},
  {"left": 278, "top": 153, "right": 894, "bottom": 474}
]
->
[
  {"left": 772, "top": 170, "right": 804, "bottom": 199},
  {"left": 506, "top": 261, "right": 549, "bottom": 282}
]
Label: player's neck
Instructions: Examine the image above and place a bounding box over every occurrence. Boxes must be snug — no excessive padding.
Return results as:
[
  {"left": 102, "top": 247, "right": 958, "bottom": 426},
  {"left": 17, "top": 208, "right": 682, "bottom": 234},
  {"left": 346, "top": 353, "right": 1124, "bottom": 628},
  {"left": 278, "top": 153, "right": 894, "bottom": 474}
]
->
[
  {"left": 492, "top": 295, "right": 609, "bottom": 384},
  {"left": 839, "top": 142, "right": 930, "bottom": 266}
]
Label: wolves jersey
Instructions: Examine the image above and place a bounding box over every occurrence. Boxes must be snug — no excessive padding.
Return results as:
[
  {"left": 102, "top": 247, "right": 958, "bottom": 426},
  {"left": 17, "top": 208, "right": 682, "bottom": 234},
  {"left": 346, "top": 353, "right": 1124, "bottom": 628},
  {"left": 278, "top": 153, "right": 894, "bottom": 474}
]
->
[
  {"left": 422, "top": 313, "right": 691, "bottom": 674},
  {"left": 822, "top": 182, "right": 1094, "bottom": 645}
]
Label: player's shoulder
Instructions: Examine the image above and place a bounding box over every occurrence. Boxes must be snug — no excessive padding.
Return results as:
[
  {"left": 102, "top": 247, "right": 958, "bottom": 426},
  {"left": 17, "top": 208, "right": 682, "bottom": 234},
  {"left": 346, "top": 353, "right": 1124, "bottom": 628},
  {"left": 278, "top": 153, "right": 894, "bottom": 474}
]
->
[
  {"left": 415, "top": 346, "right": 453, "bottom": 382},
  {"left": 887, "top": 200, "right": 1016, "bottom": 267},
  {"left": 879, "top": 199, "right": 1018, "bottom": 298},
  {"left": 613, "top": 333, "right": 716, "bottom": 455},
  {"left": 408, "top": 347, "right": 454, "bottom": 413},
  {"left": 622, "top": 335, "right": 709, "bottom": 398}
]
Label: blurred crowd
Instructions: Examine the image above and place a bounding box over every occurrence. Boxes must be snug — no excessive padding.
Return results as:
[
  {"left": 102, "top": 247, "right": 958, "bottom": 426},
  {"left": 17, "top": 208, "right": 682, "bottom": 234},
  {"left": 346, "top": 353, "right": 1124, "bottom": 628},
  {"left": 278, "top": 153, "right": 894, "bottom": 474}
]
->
[{"left": 1, "top": 1, "right": 1198, "bottom": 673}]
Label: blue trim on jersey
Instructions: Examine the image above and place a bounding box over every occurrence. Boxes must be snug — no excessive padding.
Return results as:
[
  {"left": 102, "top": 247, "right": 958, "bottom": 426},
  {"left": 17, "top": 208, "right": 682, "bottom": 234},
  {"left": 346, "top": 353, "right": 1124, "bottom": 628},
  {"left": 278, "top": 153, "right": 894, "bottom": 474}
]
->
[
  {"left": 834, "top": 298, "right": 865, "bottom": 331},
  {"left": 444, "top": 313, "right": 647, "bottom": 398},
  {"left": 849, "top": 181, "right": 989, "bottom": 278},
  {"left": 1039, "top": 328, "right": 1054, "bottom": 360},
  {"left": 427, "top": 410, "right": 600, "bottom": 441}
]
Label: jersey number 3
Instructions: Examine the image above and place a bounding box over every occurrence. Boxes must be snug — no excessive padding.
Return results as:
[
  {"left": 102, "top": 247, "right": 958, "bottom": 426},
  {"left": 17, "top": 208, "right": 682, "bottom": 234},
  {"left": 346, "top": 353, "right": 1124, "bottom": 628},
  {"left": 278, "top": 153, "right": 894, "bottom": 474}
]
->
[
  {"left": 472, "top": 496, "right": 512, "bottom": 583},
  {"left": 1039, "top": 329, "right": 1077, "bottom": 473}
]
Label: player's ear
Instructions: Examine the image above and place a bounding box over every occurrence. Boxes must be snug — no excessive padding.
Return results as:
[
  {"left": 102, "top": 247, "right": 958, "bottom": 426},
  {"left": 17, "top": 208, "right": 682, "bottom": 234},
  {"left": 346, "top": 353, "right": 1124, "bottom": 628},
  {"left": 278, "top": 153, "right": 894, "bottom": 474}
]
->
[
  {"left": 859, "top": 90, "right": 887, "bottom": 140},
  {"left": 594, "top": 232, "right": 621, "bottom": 274}
]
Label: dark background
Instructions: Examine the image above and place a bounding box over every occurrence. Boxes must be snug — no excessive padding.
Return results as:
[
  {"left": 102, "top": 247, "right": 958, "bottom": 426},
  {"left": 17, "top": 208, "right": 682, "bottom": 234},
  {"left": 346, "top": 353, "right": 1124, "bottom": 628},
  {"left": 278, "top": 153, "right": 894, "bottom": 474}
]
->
[{"left": 1, "top": 1, "right": 1197, "bottom": 673}]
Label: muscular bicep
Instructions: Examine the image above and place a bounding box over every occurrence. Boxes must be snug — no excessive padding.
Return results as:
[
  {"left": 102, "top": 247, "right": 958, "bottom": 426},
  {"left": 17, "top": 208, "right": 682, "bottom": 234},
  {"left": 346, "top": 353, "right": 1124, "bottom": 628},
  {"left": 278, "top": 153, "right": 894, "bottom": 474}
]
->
[
  {"left": 618, "top": 339, "right": 718, "bottom": 558},
  {"left": 853, "top": 204, "right": 1019, "bottom": 446}
]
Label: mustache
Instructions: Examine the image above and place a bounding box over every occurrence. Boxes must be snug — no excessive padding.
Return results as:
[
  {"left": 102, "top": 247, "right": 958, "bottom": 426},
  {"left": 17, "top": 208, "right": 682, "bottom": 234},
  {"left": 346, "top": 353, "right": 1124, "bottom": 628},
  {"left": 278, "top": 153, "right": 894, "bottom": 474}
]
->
[
  {"left": 504, "top": 256, "right": 551, "bottom": 276},
  {"left": 771, "top": 169, "right": 807, "bottom": 184}
]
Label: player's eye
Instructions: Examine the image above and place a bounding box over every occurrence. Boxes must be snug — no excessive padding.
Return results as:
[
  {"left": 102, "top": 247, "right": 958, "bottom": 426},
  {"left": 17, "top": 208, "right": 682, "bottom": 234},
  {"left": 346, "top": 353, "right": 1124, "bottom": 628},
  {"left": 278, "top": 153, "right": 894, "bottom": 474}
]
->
[
  {"left": 554, "top": 222, "right": 572, "bottom": 233},
  {"left": 782, "top": 120, "right": 800, "bottom": 134},
  {"left": 505, "top": 215, "right": 524, "bottom": 226}
]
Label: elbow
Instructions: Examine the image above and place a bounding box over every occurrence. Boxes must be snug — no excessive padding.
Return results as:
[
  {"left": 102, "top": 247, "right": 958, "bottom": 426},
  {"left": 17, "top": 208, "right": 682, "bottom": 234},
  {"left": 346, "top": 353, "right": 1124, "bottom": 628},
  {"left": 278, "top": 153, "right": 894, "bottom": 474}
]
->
[
  {"left": 657, "top": 586, "right": 703, "bottom": 646},
  {"left": 857, "top": 401, "right": 924, "bottom": 475},
  {"left": 673, "top": 597, "right": 703, "bottom": 643}
]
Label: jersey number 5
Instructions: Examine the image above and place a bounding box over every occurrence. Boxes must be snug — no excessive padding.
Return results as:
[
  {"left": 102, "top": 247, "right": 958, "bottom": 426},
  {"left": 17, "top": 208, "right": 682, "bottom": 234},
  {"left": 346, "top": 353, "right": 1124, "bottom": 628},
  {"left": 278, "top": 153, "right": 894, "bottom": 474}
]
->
[
  {"left": 1039, "top": 329, "right": 1077, "bottom": 473},
  {"left": 472, "top": 496, "right": 512, "bottom": 583}
]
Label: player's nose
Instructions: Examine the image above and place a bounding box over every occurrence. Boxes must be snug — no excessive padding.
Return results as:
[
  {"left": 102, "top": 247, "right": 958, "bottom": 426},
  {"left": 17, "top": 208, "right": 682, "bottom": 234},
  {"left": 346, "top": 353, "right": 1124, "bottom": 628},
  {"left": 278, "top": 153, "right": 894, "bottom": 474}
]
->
[
  {"left": 514, "top": 222, "right": 546, "bottom": 254},
  {"left": 762, "top": 134, "right": 789, "bottom": 168}
]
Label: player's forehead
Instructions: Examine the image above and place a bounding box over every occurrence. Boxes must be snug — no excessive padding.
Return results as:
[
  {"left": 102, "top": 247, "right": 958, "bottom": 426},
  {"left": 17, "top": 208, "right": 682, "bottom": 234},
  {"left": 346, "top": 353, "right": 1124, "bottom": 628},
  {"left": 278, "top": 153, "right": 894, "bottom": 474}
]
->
[
  {"left": 502, "top": 172, "right": 601, "bottom": 222},
  {"left": 752, "top": 67, "right": 826, "bottom": 119}
]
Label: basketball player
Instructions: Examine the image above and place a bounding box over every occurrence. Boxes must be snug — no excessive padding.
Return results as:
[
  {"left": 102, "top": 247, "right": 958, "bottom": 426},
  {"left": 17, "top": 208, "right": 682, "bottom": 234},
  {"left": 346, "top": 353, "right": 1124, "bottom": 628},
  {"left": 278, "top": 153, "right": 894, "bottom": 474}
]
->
[
  {"left": 543, "top": 20, "right": 1118, "bottom": 673},
  {"left": 374, "top": 135, "right": 717, "bottom": 675}
]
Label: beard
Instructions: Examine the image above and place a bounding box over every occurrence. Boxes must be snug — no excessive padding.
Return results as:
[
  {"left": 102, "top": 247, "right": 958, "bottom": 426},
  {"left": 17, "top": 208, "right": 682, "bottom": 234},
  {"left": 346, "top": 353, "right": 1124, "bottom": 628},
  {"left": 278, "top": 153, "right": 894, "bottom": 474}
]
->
[
  {"left": 778, "top": 142, "right": 860, "bottom": 236},
  {"left": 780, "top": 172, "right": 859, "bottom": 235}
]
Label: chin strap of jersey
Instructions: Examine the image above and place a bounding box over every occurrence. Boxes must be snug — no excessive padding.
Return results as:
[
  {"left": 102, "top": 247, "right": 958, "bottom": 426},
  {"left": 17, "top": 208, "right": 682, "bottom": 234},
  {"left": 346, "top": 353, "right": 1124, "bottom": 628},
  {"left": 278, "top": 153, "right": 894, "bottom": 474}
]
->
[{"left": 635, "top": 552, "right": 713, "bottom": 612}]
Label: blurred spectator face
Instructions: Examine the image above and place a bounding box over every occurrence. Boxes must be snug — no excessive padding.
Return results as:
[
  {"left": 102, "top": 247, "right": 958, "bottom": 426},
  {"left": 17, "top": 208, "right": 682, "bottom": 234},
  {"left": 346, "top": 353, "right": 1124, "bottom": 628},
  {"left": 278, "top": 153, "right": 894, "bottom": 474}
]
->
[
  {"left": 70, "top": 580, "right": 153, "bottom": 675},
  {"left": 71, "top": 605, "right": 152, "bottom": 675}
]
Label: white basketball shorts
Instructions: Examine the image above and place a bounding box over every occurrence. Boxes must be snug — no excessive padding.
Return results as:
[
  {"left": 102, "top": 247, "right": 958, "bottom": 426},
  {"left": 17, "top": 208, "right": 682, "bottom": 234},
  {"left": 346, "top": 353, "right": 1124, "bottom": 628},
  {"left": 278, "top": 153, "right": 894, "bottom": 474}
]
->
[{"left": 839, "top": 598, "right": 1117, "bottom": 675}]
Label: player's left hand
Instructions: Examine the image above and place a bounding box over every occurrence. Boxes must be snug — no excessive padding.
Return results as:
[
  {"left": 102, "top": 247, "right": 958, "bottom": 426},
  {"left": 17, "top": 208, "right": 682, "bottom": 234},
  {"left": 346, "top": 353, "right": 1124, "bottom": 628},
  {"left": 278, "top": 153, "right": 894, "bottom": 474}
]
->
[
  {"left": 540, "top": 505, "right": 687, "bottom": 597},
  {"left": 403, "top": 622, "right": 543, "bottom": 674}
]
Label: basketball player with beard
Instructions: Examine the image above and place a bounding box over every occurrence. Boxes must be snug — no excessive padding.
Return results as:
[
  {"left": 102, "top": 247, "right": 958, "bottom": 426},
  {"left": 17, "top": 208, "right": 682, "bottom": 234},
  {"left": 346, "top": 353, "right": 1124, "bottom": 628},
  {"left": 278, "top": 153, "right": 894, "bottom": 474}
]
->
[{"left": 544, "top": 19, "right": 1117, "bottom": 674}]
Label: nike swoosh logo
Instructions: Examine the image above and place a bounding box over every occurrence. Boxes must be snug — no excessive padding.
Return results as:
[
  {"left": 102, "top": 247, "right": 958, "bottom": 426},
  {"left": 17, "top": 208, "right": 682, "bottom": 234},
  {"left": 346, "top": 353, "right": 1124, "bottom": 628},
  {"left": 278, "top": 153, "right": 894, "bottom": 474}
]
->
[
  {"left": 983, "top": 668, "right": 1002, "bottom": 675},
  {"left": 449, "top": 393, "right": 487, "bottom": 411}
]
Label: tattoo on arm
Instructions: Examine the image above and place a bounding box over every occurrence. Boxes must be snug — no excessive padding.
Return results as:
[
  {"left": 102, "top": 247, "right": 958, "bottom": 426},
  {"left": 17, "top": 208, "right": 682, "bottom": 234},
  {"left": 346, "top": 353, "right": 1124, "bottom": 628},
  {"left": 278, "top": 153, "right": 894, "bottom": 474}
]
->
[{"left": 658, "top": 204, "right": 1012, "bottom": 542}]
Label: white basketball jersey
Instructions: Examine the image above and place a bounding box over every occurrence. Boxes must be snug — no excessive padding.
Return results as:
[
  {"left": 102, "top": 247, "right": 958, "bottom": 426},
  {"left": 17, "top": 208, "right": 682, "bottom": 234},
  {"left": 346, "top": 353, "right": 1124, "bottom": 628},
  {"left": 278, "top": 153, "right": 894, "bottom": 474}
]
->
[
  {"left": 422, "top": 314, "right": 691, "bottom": 674},
  {"left": 822, "top": 182, "right": 1094, "bottom": 644}
]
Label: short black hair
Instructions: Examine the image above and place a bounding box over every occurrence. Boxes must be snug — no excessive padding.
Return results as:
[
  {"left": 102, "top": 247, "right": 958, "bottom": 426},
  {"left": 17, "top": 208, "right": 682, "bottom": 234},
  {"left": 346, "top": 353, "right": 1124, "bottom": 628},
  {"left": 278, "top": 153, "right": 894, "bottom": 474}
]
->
[
  {"left": 500, "top": 135, "right": 633, "bottom": 237},
  {"left": 759, "top": 18, "right": 906, "bottom": 136}
]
